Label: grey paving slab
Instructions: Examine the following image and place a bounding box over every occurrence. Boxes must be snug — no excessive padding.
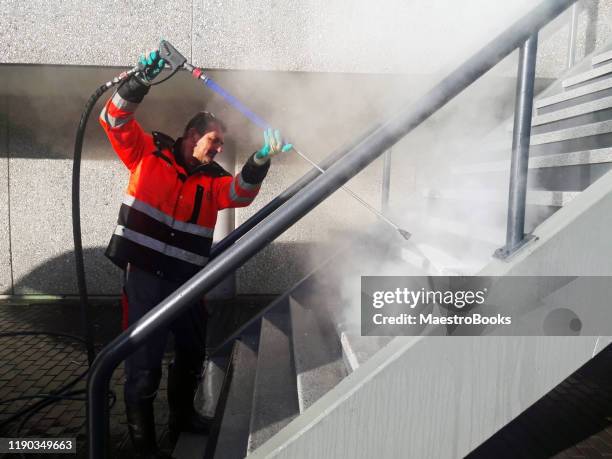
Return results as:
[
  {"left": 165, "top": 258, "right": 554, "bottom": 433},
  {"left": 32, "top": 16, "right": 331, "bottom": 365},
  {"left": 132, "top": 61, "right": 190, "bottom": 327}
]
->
[
  {"left": 0, "top": 0, "right": 191, "bottom": 66},
  {"left": 0, "top": 94, "right": 11, "bottom": 295}
]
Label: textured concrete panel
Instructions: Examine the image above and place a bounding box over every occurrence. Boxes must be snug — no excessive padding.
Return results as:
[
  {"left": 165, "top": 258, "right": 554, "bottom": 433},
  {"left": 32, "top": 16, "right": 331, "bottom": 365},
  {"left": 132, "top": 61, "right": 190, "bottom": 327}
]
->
[
  {"left": 0, "top": 64, "right": 519, "bottom": 296},
  {"left": 10, "top": 157, "right": 77, "bottom": 294},
  {"left": 9, "top": 158, "right": 126, "bottom": 295},
  {"left": 0, "top": 65, "right": 211, "bottom": 160},
  {"left": 0, "top": 93, "right": 11, "bottom": 295},
  {"left": 1, "top": 1, "right": 611, "bottom": 79},
  {"left": 0, "top": 0, "right": 191, "bottom": 66},
  {"left": 192, "top": 0, "right": 539, "bottom": 74}
]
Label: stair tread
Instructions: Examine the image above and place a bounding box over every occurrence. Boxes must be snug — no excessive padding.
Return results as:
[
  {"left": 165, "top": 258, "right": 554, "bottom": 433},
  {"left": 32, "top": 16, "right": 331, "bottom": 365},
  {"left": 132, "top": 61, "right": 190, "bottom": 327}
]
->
[
  {"left": 289, "top": 297, "right": 347, "bottom": 412},
  {"left": 422, "top": 188, "right": 579, "bottom": 206},
  {"left": 532, "top": 95, "right": 612, "bottom": 126},
  {"left": 173, "top": 432, "right": 208, "bottom": 459},
  {"left": 563, "top": 62, "right": 612, "bottom": 88},
  {"left": 452, "top": 147, "right": 612, "bottom": 173},
  {"left": 212, "top": 335, "right": 259, "bottom": 459},
  {"left": 247, "top": 308, "right": 299, "bottom": 453},
  {"left": 536, "top": 77, "right": 612, "bottom": 109},
  {"left": 592, "top": 49, "right": 612, "bottom": 66},
  {"left": 339, "top": 332, "right": 393, "bottom": 373},
  {"left": 404, "top": 213, "right": 504, "bottom": 246},
  {"left": 530, "top": 119, "right": 612, "bottom": 145}
]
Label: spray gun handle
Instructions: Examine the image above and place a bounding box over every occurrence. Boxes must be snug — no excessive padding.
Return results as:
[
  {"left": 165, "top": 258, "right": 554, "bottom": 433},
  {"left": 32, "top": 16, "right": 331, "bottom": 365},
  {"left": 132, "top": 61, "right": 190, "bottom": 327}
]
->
[{"left": 158, "top": 40, "right": 187, "bottom": 72}]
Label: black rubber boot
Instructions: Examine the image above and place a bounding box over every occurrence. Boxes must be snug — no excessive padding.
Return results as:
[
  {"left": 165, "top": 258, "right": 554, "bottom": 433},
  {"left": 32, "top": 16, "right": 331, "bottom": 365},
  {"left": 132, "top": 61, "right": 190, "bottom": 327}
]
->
[
  {"left": 167, "top": 362, "right": 210, "bottom": 445},
  {"left": 125, "top": 400, "right": 170, "bottom": 459}
]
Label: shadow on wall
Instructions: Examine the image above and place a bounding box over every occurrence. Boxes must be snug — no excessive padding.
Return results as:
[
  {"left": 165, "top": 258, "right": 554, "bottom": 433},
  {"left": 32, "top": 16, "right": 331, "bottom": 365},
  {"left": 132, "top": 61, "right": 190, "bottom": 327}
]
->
[
  {"left": 7, "top": 242, "right": 316, "bottom": 296},
  {"left": 8, "top": 247, "right": 122, "bottom": 296}
]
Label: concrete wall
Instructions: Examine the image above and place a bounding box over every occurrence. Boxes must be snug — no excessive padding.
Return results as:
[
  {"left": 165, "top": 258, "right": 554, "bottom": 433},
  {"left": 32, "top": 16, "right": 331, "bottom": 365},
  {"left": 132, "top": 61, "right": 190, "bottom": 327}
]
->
[
  {"left": 1, "top": 1, "right": 611, "bottom": 78},
  {"left": 2, "top": 1, "right": 612, "bottom": 296},
  {"left": 0, "top": 93, "right": 10, "bottom": 294},
  {"left": 0, "top": 66, "right": 424, "bottom": 296}
]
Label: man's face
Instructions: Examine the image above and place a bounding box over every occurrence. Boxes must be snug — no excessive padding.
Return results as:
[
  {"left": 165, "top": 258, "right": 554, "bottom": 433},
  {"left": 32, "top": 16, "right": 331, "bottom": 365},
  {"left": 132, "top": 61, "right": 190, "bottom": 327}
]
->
[{"left": 190, "top": 123, "right": 225, "bottom": 166}]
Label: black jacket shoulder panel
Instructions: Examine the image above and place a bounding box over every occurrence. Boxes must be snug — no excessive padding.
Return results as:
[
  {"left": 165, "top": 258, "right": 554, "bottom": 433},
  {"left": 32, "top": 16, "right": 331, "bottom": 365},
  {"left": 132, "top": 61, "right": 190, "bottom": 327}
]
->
[
  {"left": 194, "top": 161, "right": 232, "bottom": 178},
  {"left": 152, "top": 131, "right": 176, "bottom": 151}
]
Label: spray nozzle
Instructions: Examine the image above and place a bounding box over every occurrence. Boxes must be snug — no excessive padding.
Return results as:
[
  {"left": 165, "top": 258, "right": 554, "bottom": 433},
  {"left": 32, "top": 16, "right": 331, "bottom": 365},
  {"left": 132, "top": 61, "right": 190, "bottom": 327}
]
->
[{"left": 158, "top": 39, "right": 187, "bottom": 72}]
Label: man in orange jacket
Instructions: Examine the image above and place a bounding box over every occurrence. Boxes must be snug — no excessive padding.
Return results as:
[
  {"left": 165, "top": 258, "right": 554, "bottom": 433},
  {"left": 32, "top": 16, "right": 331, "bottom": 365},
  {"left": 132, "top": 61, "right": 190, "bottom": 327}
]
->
[{"left": 100, "top": 50, "right": 292, "bottom": 457}]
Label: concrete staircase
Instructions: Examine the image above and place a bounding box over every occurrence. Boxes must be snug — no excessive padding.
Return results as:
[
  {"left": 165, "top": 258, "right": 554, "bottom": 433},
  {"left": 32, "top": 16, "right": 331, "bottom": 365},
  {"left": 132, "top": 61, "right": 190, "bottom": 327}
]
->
[
  {"left": 389, "top": 42, "right": 612, "bottom": 278},
  {"left": 193, "top": 230, "right": 405, "bottom": 459},
  {"left": 176, "top": 43, "right": 612, "bottom": 459}
]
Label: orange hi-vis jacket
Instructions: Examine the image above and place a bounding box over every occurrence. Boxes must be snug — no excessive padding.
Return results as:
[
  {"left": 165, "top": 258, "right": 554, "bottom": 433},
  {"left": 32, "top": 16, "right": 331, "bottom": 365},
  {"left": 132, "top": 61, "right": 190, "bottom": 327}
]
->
[{"left": 100, "top": 79, "right": 270, "bottom": 281}]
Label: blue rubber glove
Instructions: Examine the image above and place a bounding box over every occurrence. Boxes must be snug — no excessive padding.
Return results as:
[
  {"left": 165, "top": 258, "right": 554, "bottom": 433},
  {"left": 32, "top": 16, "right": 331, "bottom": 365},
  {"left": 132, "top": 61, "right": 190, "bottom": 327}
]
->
[
  {"left": 254, "top": 128, "right": 293, "bottom": 165},
  {"left": 137, "top": 50, "right": 165, "bottom": 82}
]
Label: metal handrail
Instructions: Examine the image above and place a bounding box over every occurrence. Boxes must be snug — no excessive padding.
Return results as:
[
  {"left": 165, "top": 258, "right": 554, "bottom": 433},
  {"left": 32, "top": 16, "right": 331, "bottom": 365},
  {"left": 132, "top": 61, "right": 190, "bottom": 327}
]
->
[{"left": 87, "top": 1, "right": 576, "bottom": 457}]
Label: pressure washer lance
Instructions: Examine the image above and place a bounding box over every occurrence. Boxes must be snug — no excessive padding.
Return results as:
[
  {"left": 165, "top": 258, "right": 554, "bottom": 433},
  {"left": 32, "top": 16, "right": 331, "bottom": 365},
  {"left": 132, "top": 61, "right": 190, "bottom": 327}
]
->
[
  {"left": 165, "top": 54, "right": 412, "bottom": 241},
  {"left": 292, "top": 147, "right": 411, "bottom": 239}
]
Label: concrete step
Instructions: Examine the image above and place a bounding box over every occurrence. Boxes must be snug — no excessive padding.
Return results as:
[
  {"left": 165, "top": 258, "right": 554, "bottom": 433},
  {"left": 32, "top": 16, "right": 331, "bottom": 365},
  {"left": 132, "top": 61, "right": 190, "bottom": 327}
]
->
[
  {"left": 422, "top": 188, "right": 579, "bottom": 207},
  {"left": 210, "top": 334, "right": 260, "bottom": 459},
  {"left": 532, "top": 95, "right": 612, "bottom": 127},
  {"left": 452, "top": 147, "right": 612, "bottom": 174},
  {"left": 494, "top": 119, "right": 612, "bottom": 150},
  {"left": 339, "top": 331, "right": 393, "bottom": 373},
  {"left": 406, "top": 213, "right": 505, "bottom": 246},
  {"left": 289, "top": 296, "right": 347, "bottom": 412},
  {"left": 195, "top": 355, "right": 228, "bottom": 421},
  {"left": 530, "top": 119, "right": 612, "bottom": 145},
  {"left": 592, "top": 49, "right": 612, "bottom": 66},
  {"left": 536, "top": 77, "right": 612, "bottom": 111},
  {"left": 303, "top": 263, "right": 396, "bottom": 369},
  {"left": 562, "top": 62, "right": 612, "bottom": 88},
  {"left": 247, "top": 306, "right": 299, "bottom": 453},
  {"left": 173, "top": 432, "right": 208, "bottom": 459}
]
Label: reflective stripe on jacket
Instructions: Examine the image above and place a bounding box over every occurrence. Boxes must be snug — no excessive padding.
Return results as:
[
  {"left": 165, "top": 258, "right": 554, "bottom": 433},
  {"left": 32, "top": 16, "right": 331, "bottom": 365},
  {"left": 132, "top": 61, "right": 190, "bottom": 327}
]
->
[{"left": 100, "top": 80, "right": 270, "bottom": 280}]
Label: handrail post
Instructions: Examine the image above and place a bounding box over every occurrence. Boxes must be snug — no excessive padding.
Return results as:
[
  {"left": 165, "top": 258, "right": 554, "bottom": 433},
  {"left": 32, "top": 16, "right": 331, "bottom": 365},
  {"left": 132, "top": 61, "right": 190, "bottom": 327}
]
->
[
  {"left": 496, "top": 33, "right": 538, "bottom": 259},
  {"left": 381, "top": 149, "right": 392, "bottom": 212}
]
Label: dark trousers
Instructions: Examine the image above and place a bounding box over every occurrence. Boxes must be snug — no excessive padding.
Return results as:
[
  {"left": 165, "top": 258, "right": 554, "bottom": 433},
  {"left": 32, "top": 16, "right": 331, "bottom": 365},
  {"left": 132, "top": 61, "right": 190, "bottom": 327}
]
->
[{"left": 122, "top": 265, "right": 207, "bottom": 404}]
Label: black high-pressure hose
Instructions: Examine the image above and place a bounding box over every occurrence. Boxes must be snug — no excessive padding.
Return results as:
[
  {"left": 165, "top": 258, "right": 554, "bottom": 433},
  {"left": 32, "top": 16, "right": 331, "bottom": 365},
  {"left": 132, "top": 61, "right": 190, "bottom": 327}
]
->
[
  {"left": 0, "top": 69, "right": 138, "bottom": 436},
  {"left": 1, "top": 44, "right": 185, "bottom": 435},
  {"left": 72, "top": 83, "right": 113, "bottom": 367},
  {"left": 72, "top": 62, "right": 182, "bottom": 367}
]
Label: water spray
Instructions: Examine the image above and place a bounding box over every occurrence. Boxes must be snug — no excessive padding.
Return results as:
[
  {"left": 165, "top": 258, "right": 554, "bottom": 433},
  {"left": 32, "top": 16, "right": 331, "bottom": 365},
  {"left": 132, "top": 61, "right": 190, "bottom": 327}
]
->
[{"left": 156, "top": 41, "right": 412, "bottom": 240}]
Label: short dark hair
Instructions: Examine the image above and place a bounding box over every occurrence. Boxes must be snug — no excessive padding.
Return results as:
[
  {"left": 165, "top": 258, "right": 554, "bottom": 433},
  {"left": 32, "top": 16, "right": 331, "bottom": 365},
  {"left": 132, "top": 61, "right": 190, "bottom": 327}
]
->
[{"left": 183, "top": 111, "right": 227, "bottom": 136}]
